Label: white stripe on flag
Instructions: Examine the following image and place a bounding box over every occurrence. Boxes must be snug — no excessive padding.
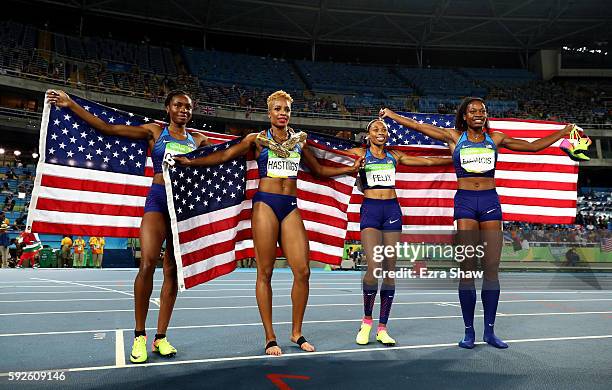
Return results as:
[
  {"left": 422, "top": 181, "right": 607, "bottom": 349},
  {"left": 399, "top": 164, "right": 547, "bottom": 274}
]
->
[
  {"left": 501, "top": 204, "right": 577, "bottom": 217},
  {"left": 490, "top": 121, "right": 566, "bottom": 131},
  {"left": 38, "top": 162, "right": 152, "bottom": 186},
  {"left": 37, "top": 186, "right": 146, "bottom": 206},
  {"left": 495, "top": 170, "right": 577, "bottom": 183},
  {"left": 496, "top": 187, "right": 577, "bottom": 200}
]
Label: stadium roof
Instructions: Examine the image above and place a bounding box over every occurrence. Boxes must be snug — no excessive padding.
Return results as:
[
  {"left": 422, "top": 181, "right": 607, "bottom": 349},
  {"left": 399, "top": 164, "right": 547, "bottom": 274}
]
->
[{"left": 22, "top": 0, "right": 612, "bottom": 50}]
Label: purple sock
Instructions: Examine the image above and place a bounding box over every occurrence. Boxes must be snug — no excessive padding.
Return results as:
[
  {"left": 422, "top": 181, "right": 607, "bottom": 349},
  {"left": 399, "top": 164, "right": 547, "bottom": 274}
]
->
[
  {"left": 458, "top": 283, "right": 476, "bottom": 331},
  {"left": 482, "top": 279, "right": 508, "bottom": 348},
  {"left": 481, "top": 279, "right": 500, "bottom": 335},
  {"left": 379, "top": 284, "right": 395, "bottom": 325},
  {"left": 363, "top": 282, "right": 378, "bottom": 317}
]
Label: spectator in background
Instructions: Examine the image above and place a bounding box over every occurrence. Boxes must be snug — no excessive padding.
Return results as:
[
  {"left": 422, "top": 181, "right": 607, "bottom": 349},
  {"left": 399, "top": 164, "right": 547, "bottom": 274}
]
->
[
  {"left": 60, "top": 235, "right": 73, "bottom": 268},
  {"left": 1, "top": 181, "right": 10, "bottom": 194},
  {"left": 564, "top": 248, "right": 580, "bottom": 266},
  {"left": 89, "top": 236, "right": 105, "bottom": 268},
  {"left": 16, "top": 227, "right": 41, "bottom": 268},
  {"left": 521, "top": 237, "right": 530, "bottom": 250},
  {"left": 73, "top": 236, "right": 86, "bottom": 268},
  {"left": 8, "top": 238, "right": 17, "bottom": 266},
  {"left": 6, "top": 168, "right": 16, "bottom": 180},
  {"left": 0, "top": 213, "right": 9, "bottom": 268},
  {"left": 3, "top": 194, "right": 15, "bottom": 212},
  {"left": 14, "top": 212, "right": 27, "bottom": 230}
]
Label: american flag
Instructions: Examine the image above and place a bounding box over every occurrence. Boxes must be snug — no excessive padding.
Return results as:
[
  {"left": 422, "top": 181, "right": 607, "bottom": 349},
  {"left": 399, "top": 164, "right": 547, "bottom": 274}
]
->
[
  {"left": 28, "top": 95, "right": 232, "bottom": 237},
  {"left": 28, "top": 95, "right": 151, "bottom": 236},
  {"left": 164, "top": 134, "right": 359, "bottom": 290},
  {"left": 602, "top": 237, "right": 612, "bottom": 252},
  {"left": 345, "top": 113, "right": 578, "bottom": 241}
]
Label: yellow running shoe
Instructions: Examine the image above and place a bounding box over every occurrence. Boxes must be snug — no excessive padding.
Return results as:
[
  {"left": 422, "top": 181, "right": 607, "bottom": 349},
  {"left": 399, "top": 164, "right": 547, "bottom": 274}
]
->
[
  {"left": 356, "top": 322, "right": 372, "bottom": 345},
  {"left": 376, "top": 329, "right": 396, "bottom": 346},
  {"left": 152, "top": 337, "right": 177, "bottom": 357},
  {"left": 130, "top": 335, "right": 147, "bottom": 364}
]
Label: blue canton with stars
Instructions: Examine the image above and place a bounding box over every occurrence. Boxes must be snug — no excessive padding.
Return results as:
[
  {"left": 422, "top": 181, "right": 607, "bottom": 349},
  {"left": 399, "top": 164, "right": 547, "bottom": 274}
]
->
[
  {"left": 384, "top": 112, "right": 454, "bottom": 147},
  {"left": 46, "top": 95, "right": 149, "bottom": 175},
  {"left": 167, "top": 138, "right": 246, "bottom": 220}
]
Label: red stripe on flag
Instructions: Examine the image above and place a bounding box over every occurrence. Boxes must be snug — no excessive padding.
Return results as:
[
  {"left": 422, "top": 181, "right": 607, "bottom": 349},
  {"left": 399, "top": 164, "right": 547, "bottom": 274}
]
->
[
  {"left": 35, "top": 198, "right": 144, "bottom": 217},
  {"left": 501, "top": 213, "right": 576, "bottom": 224},
  {"left": 394, "top": 180, "right": 457, "bottom": 190},
  {"left": 496, "top": 162, "right": 578, "bottom": 174},
  {"left": 498, "top": 196, "right": 576, "bottom": 208},
  {"left": 40, "top": 175, "right": 150, "bottom": 197},
  {"left": 299, "top": 210, "right": 349, "bottom": 229},
  {"left": 31, "top": 221, "right": 139, "bottom": 237},
  {"left": 183, "top": 261, "right": 237, "bottom": 289},
  {"left": 495, "top": 179, "right": 577, "bottom": 191},
  {"left": 310, "top": 251, "right": 341, "bottom": 265},
  {"left": 499, "top": 147, "right": 568, "bottom": 156},
  {"left": 178, "top": 209, "right": 251, "bottom": 244}
]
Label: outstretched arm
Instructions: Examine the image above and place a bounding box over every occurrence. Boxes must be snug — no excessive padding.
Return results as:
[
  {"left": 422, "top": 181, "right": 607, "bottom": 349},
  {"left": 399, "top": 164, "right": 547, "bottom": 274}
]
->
[
  {"left": 380, "top": 108, "right": 457, "bottom": 144},
  {"left": 496, "top": 124, "right": 574, "bottom": 152},
  {"left": 46, "top": 90, "right": 156, "bottom": 140},
  {"left": 192, "top": 133, "right": 212, "bottom": 148},
  {"left": 393, "top": 151, "right": 453, "bottom": 166},
  {"left": 174, "top": 133, "right": 257, "bottom": 167},
  {"left": 301, "top": 144, "right": 363, "bottom": 177}
]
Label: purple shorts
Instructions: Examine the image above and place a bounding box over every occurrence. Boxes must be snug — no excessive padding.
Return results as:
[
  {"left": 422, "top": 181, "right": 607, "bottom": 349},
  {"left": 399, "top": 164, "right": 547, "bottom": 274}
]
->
[
  {"left": 144, "top": 183, "right": 168, "bottom": 215},
  {"left": 454, "top": 189, "right": 502, "bottom": 222}
]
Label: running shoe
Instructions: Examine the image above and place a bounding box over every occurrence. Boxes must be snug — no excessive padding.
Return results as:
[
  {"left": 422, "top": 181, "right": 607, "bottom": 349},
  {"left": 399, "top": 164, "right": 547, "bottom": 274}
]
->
[
  {"left": 152, "top": 337, "right": 177, "bottom": 357},
  {"left": 130, "top": 335, "right": 147, "bottom": 364},
  {"left": 356, "top": 322, "right": 372, "bottom": 345},
  {"left": 560, "top": 126, "right": 591, "bottom": 161},
  {"left": 376, "top": 329, "right": 396, "bottom": 346}
]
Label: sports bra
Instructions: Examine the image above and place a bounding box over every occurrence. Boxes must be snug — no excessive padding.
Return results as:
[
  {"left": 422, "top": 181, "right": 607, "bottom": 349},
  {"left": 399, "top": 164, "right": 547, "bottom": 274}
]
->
[
  {"left": 151, "top": 127, "right": 197, "bottom": 174},
  {"left": 452, "top": 131, "right": 498, "bottom": 179},
  {"left": 359, "top": 148, "right": 397, "bottom": 189},
  {"left": 256, "top": 129, "right": 302, "bottom": 179}
]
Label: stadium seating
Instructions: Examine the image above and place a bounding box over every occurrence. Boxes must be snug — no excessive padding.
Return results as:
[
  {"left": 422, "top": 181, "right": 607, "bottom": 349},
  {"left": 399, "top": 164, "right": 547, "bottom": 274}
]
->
[
  {"left": 1, "top": 21, "right": 611, "bottom": 122},
  {"left": 294, "top": 60, "right": 412, "bottom": 95},
  {"left": 183, "top": 48, "right": 303, "bottom": 90}
]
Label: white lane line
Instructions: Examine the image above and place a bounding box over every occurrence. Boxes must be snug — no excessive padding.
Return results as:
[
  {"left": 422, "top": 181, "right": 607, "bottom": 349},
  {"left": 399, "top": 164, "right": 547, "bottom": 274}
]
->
[
  {"left": 115, "top": 330, "right": 125, "bottom": 368},
  {"left": 191, "top": 284, "right": 612, "bottom": 292},
  {"left": 30, "top": 278, "right": 160, "bottom": 308},
  {"left": 2, "top": 298, "right": 612, "bottom": 316},
  {"left": 2, "top": 290, "right": 612, "bottom": 299},
  {"left": 0, "top": 291, "right": 124, "bottom": 295},
  {"left": 1, "top": 310, "right": 611, "bottom": 338},
  {"left": 0, "top": 334, "right": 610, "bottom": 375}
]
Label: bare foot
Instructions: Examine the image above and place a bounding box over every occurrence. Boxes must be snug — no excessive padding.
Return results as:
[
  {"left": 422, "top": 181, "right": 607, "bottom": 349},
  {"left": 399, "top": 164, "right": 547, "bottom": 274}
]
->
[
  {"left": 265, "top": 341, "right": 282, "bottom": 356},
  {"left": 291, "top": 335, "right": 315, "bottom": 352}
]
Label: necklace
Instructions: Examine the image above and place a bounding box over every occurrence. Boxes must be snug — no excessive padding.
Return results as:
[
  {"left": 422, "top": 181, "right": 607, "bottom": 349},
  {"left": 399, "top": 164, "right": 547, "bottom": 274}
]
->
[
  {"left": 271, "top": 129, "right": 289, "bottom": 143},
  {"left": 468, "top": 131, "right": 484, "bottom": 142}
]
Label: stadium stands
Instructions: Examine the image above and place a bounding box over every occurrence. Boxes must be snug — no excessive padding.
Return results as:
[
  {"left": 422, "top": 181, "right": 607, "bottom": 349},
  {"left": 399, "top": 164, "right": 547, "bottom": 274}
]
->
[{"left": 1, "top": 21, "right": 611, "bottom": 122}]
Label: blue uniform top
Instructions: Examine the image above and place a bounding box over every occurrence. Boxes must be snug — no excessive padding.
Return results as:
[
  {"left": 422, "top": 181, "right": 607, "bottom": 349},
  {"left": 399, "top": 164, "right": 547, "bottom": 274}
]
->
[
  {"left": 256, "top": 129, "right": 302, "bottom": 179},
  {"left": 452, "top": 131, "right": 498, "bottom": 179},
  {"left": 151, "top": 127, "right": 197, "bottom": 174},
  {"left": 359, "top": 149, "right": 397, "bottom": 190}
]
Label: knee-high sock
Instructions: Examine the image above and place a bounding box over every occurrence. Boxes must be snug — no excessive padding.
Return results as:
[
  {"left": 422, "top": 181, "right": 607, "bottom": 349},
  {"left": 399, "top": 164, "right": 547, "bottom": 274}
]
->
[
  {"left": 458, "top": 283, "right": 476, "bottom": 332},
  {"left": 481, "top": 279, "right": 501, "bottom": 336},
  {"left": 379, "top": 283, "right": 395, "bottom": 325},
  {"left": 363, "top": 281, "right": 378, "bottom": 318}
]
